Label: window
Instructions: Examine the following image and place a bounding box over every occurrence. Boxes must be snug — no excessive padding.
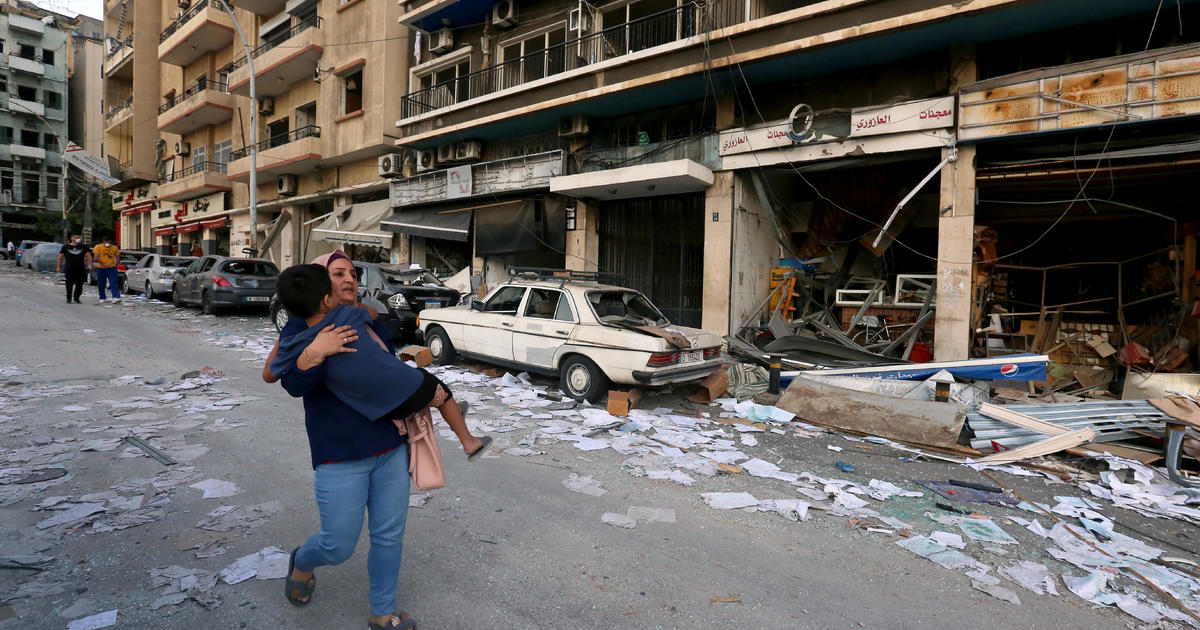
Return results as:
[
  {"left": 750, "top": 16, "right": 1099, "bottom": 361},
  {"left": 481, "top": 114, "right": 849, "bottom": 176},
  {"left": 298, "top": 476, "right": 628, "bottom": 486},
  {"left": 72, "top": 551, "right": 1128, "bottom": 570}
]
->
[
  {"left": 44, "top": 133, "right": 56, "bottom": 149},
  {"left": 20, "top": 130, "right": 38, "bottom": 147},
  {"left": 46, "top": 177, "right": 58, "bottom": 199},
  {"left": 524, "top": 288, "right": 574, "bottom": 321},
  {"left": 296, "top": 102, "right": 316, "bottom": 128},
  {"left": 45, "top": 92, "right": 62, "bottom": 110},
  {"left": 221, "top": 260, "right": 278, "bottom": 275},
  {"left": 500, "top": 26, "right": 566, "bottom": 87},
  {"left": 17, "top": 85, "right": 36, "bottom": 101},
  {"left": 192, "top": 144, "right": 206, "bottom": 168},
  {"left": 41, "top": 49, "right": 54, "bottom": 65},
  {"left": 0, "top": 74, "right": 6, "bottom": 92},
  {"left": 484, "top": 286, "right": 526, "bottom": 313},
  {"left": 17, "top": 44, "right": 35, "bottom": 60},
  {"left": 1, "top": 171, "right": 12, "bottom": 193},
  {"left": 267, "top": 118, "right": 289, "bottom": 147},
  {"left": 0, "top": 129, "right": 9, "bottom": 143},
  {"left": 415, "top": 57, "right": 469, "bottom": 109},
  {"left": 213, "top": 139, "right": 232, "bottom": 173},
  {"left": 21, "top": 176, "right": 39, "bottom": 203},
  {"left": 341, "top": 69, "right": 363, "bottom": 115},
  {"left": 199, "top": 258, "right": 217, "bottom": 272}
]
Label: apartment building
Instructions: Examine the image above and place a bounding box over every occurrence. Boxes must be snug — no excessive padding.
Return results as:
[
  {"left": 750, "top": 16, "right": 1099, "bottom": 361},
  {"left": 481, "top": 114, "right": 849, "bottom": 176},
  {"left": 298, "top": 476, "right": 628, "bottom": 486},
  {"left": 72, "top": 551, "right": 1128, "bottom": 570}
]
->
[
  {"left": 108, "top": 0, "right": 408, "bottom": 261},
  {"left": 382, "top": 0, "right": 1200, "bottom": 358},
  {"left": 68, "top": 15, "right": 104, "bottom": 159},
  {"left": 0, "top": 6, "right": 70, "bottom": 244}
]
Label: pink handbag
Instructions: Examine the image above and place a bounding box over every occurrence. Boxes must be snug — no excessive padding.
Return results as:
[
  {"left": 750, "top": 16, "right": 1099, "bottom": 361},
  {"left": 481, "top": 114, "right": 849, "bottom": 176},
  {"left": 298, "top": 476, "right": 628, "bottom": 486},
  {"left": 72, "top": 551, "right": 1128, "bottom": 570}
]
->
[{"left": 404, "top": 409, "right": 446, "bottom": 491}]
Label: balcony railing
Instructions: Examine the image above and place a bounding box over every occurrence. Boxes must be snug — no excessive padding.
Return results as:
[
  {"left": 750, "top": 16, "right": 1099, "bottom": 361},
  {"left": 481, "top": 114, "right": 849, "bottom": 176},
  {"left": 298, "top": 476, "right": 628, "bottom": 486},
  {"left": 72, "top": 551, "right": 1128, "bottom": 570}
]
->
[
  {"left": 159, "top": 80, "right": 231, "bottom": 114},
  {"left": 160, "top": 0, "right": 212, "bottom": 43},
  {"left": 230, "top": 125, "right": 320, "bottom": 160},
  {"left": 105, "top": 35, "right": 134, "bottom": 60},
  {"left": 228, "top": 15, "right": 322, "bottom": 71},
  {"left": 105, "top": 97, "right": 134, "bottom": 124},
  {"left": 165, "top": 159, "right": 227, "bottom": 181},
  {"left": 402, "top": 0, "right": 821, "bottom": 118}
]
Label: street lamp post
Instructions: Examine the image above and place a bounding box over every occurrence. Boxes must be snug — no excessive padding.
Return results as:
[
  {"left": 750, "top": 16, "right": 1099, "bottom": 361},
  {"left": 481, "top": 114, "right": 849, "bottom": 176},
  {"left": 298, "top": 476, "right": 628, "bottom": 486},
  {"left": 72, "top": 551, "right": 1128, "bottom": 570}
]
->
[{"left": 217, "top": 0, "right": 257, "bottom": 255}]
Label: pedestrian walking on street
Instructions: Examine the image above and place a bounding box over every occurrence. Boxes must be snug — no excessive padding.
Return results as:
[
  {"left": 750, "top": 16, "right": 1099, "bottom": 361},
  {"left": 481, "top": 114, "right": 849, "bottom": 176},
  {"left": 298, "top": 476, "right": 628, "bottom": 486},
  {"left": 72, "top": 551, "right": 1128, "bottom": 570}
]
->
[
  {"left": 56, "top": 235, "right": 91, "bottom": 304},
  {"left": 92, "top": 233, "right": 121, "bottom": 303}
]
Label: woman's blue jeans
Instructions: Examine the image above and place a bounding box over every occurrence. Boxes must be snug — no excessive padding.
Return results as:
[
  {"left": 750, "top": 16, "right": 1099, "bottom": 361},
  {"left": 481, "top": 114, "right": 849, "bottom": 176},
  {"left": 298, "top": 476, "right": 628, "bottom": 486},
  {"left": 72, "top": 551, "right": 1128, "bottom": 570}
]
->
[{"left": 294, "top": 444, "right": 411, "bottom": 616}]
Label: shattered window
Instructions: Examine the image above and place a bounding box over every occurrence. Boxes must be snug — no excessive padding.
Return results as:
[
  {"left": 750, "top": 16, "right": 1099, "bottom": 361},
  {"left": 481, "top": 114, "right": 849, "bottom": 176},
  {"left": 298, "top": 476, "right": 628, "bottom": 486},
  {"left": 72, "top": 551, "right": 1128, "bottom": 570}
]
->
[
  {"left": 586, "top": 290, "right": 667, "bottom": 325},
  {"left": 221, "top": 261, "right": 278, "bottom": 276}
]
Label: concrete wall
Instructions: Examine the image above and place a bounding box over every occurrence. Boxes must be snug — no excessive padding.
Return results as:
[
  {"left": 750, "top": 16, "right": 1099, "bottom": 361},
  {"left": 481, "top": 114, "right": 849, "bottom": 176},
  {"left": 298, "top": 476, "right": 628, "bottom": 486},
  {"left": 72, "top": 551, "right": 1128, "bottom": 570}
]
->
[{"left": 729, "top": 171, "right": 782, "bottom": 338}]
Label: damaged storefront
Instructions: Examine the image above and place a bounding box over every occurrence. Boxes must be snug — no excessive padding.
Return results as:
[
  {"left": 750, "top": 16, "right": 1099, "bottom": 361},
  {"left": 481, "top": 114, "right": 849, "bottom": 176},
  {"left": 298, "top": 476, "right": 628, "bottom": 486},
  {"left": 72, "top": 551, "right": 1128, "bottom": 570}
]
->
[
  {"left": 382, "top": 151, "right": 566, "bottom": 285},
  {"left": 154, "top": 192, "right": 232, "bottom": 256}
]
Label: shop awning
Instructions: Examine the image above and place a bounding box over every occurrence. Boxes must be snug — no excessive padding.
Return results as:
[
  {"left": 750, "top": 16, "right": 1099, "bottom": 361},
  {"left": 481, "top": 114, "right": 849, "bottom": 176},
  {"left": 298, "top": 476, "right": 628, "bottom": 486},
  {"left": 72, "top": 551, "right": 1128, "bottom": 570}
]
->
[
  {"left": 549, "top": 159, "right": 714, "bottom": 201},
  {"left": 200, "top": 217, "right": 229, "bottom": 230},
  {"left": 153, "top": 226, "right": 176, "bottom": 237},
  {"left": 177, "top": 222, "right": 201, "bottom": 234},
  {"left": 381, "top": 204, "right": 475, "bottom": 242},
  {"left": 311, "top": 200, "right": 393, "bottom": 247},
  {"left": 121, "top": 203, "right": 154, "bottom": 217}
]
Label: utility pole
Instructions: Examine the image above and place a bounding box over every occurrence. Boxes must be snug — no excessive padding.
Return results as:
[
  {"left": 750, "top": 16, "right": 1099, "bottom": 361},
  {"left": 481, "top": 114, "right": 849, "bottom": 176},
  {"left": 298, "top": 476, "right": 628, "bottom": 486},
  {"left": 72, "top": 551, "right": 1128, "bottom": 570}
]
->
[
  {"left": 218, "top": 0, "right": 257, "bottom": 255},
  {"left": 84, "top": 187, "right": 95, "bottom": 244}
]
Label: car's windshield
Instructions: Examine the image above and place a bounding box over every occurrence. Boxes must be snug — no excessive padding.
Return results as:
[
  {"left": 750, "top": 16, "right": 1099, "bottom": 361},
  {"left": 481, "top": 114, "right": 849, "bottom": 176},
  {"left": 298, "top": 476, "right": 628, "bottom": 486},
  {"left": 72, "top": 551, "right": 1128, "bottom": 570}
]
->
[
  {"left": 162, "top": 257, "right": 192, "bottom": 267},
  {"left": 380, "top": 267, "right": 443, "bottom": 287},
  {"left": 220, "top": 260, "right": 278, "bottom": 276},
  {"left": 586, "top": 290, "right": 669, "bottom": 326}
]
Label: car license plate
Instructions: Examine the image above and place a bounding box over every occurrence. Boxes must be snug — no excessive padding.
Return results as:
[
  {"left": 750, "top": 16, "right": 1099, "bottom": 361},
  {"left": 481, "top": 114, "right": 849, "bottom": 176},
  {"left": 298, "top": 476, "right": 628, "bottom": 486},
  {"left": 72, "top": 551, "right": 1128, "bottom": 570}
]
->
[
  {"left": 680, "top": 351, "right": 702, "bottom": 364},
  {"left": 424, "top": 301, "right": 442, "bottom": 309},
  {"left": 245, "top": 296, "right": 269, "bottom": 302}
]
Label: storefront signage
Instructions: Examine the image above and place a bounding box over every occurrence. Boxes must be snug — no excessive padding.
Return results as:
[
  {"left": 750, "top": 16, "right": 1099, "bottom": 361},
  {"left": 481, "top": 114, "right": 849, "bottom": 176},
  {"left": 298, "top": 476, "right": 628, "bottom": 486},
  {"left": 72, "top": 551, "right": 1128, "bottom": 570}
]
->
[
  {"left": 154, "top": 191, "right": 226, "bottom": 229},
  {"left": 390, "top": 150, "right": 563, "bottom": 207},
  {"left": 112, "top": 184, "right": 155, "bottom": 210},
  {"left": 718, "top": 96, "right": 955, "bottom": 156},
  {"left": 849, "top": 96, "right": 955, "bottom": 138}
]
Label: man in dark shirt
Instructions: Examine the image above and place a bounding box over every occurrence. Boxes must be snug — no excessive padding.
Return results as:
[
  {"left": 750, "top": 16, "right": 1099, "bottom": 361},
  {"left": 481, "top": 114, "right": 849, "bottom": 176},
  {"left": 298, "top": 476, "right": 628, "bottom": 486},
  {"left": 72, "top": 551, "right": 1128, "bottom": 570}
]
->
[{"left": 56, "top": 235, "right": 91, "bottom": 304}]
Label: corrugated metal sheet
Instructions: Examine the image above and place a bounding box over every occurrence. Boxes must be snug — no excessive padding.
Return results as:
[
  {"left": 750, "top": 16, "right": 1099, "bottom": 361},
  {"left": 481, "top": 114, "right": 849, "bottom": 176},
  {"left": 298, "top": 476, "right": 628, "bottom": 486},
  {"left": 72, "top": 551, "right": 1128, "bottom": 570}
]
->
[{"left": 967, "top": 400, "right": 1169, "bottom": 450}]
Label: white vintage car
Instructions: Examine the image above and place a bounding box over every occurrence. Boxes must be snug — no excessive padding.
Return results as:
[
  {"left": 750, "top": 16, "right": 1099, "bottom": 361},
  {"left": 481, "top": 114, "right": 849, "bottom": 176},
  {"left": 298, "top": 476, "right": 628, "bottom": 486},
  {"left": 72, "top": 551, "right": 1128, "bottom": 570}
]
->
[{"left": 417, "top": 278, "right": 724, "bottom": 401}]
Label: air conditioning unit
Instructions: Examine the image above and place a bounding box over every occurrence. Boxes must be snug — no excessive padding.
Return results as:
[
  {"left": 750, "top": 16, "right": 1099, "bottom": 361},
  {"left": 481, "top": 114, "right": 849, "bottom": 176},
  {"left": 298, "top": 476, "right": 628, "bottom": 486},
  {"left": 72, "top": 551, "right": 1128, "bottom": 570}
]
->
[
  {"left": 455, "top": 140, "right": 482, "bottom": 162},
  {"left": 257, "top": 97, "right": 274, "bottom": 115},
  {"left": 175, "top": 141, "right": 191, "bottom": 155},
  {"left": 430, "top": 27, "right": 453, "bottom": 54},
  {"left": 491, "top": 0, "right": 517, "bottom": 28},
  {"left": 277, "top": 174, "right": 298, "bottom": 196},
  {"left": 436, "top": 144, "right": 455, "bottom": 164},
  {"left": 416, "top": 149, "right": 436, "bottom": 172},
  {"left": 177, "top": 0, "right": 190, "bottom": 9},
  {"left": 378, "top": 153, "right": 403, "bottom": 178},
  {"left": 558, "top": 114, "right": 588, "bottom": 138},
  {"left": 177, "top": 9, "right": 186, "bottom": 19},
  {"left": 568, "top": 7, "right": 589, "bottom": 32}
]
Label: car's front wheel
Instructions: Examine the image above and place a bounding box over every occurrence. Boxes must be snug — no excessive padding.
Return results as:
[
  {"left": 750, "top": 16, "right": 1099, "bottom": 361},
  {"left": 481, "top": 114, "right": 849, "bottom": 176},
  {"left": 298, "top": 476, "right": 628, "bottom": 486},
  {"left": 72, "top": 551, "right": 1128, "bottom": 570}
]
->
[
  {"left": 172, "top": 285, "right": 184, "bottom": 307},
  {"left": 145, "top": 281, "right": 154, "bottom": 298},
  {"left": 560, "top": 355, "right": 608, "bottom": 403},
  {"left": 427, "top": 327, "right": 457, "bottom": 365}
]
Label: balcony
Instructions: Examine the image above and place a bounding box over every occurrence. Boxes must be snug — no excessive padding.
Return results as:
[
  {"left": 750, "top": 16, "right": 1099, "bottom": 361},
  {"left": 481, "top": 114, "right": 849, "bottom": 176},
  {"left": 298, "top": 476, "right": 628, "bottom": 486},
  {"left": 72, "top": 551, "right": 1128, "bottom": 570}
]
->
[
  {"left": 8, "top": 97, "right": 45, "bottom": 118},
  {"left": 228, "top": 16, "right": 323, "bottom": 97},
  {"left": 9, "top": 13, "right": 45, "bottom": 35},
  {"left": 9, "top": 143, "right": 48, "bottom": 160},
  {"left": 103, "top": 37, "right": 134, "bottom": 79},
  {"left": 158, "top": 0, "right": 236, "bottom": 67},
  {"left": 8, "top": 55, "right": 44, "bottom": 76},
  {"left": 400, "top": 0, "right": 764, "bottom": 119},
  {"left": 104, "top": 97, "right": 133, "bottom": 131},
  {"left": 227, "top": 125, "right": 322, "bottom": 182},
  {"left": 157, "top": 81, "right": 235, "bottom": 135},
  {"left": 158, "top": 160, "right": 232, "bottom": 202},
  {"left": 235, "top": 0, "right": 287, "bottom": 17}
]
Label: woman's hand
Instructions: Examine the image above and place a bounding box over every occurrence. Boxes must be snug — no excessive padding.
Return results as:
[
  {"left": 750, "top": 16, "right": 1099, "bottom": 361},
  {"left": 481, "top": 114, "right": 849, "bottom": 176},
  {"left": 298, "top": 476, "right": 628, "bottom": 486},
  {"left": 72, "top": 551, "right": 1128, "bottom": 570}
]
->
[{"left": 299, "top": 324, "right": 358, "bottom": 369}]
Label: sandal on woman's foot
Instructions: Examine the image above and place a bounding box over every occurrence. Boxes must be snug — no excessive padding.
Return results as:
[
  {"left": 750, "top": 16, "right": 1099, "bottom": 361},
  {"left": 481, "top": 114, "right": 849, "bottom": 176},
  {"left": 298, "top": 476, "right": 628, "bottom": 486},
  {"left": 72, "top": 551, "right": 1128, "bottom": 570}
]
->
[
  {"left": 284, "top": 548, "right": 316, "bottom": 607},
  {"left": 466, "top": 435, "right": 493, "bottom": 462},
  {"left": 368, "top": 611, "right": 416, "bottom": 629}
]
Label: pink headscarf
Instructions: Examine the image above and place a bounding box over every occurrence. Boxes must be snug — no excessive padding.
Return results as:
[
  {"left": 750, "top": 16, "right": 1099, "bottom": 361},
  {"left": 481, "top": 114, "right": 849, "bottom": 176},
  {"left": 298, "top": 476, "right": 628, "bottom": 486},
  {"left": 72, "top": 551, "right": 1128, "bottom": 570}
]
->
[{"left": 310, "top": 250, "right": 351, "bottom": 267}]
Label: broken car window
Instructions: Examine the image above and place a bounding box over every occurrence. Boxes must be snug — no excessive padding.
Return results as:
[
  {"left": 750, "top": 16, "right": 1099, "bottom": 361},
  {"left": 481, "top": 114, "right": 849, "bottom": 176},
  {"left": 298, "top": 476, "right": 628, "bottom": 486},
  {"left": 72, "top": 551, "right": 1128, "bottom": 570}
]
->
[
  {"left": 221, "top": 261, "right": 279, "bottom": 276},
  {"left": 484, "top": 286, "right": 526, "bottom": 313},
  {"left": 586, "top": 290, "right": 668, "bottom": 326}
]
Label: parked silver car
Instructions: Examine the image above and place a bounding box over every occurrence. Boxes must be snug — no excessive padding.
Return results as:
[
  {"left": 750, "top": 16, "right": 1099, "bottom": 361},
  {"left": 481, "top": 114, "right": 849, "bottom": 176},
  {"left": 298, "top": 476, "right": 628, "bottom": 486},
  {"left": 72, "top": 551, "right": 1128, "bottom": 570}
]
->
[
  {"left": 126, "top": 254, "right": 196, "bottom": 299},
  {"left": 173, "top": 256, "right": 278, "bottom": 314},
  {"left": 26, "top": 242, "right": 64, "bottom": 272}
]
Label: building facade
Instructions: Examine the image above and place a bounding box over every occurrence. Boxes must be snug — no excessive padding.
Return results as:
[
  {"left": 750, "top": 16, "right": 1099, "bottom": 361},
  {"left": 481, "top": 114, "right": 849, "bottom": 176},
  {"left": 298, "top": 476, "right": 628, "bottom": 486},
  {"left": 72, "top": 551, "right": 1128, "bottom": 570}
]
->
[
  {"left": 0, "top": 6, "right": 70, "bottom": 244},
  {"left": 382, "top": 0, "right": 1200, "bottom": 360},
  {"left": 106, "top": 0, "right": 410, "bottom": 261}
]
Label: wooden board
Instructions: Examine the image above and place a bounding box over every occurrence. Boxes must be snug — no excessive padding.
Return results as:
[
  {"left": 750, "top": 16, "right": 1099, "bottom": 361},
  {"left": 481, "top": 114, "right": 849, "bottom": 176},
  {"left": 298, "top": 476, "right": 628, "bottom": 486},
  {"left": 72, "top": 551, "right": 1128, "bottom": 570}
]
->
[
  {"left": 776, "top": 377, "right": 967, "bottom": 449},
  {"left": 975, "top": 428, "right": 1096, "bottom": 464},
  {"left": 976, "top": 403, "right": 1069, "bottom": 436},
  {"left": 1067, "top": 443, "right": 1163, "bottom": 464}
]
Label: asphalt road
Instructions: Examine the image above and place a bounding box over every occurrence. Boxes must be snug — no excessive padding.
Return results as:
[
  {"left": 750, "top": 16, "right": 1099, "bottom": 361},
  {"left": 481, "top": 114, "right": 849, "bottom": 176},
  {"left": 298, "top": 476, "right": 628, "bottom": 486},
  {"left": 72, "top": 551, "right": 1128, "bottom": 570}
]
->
[{"left": 0, "top": 264, "right": 1141, "bottom": 629}]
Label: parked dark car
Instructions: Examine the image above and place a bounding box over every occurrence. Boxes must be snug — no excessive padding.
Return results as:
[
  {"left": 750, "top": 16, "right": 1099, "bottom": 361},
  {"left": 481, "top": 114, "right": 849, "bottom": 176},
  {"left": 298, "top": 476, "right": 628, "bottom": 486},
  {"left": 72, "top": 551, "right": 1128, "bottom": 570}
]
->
[
  {"left": 269, "top": 262, "right": 459, "bottom": 344},
  {"left": 173, "top": 256, "right": 278, "bottom": 314},
  {"left": 89, "top": 250, "right": 153, "bottom": 293}
]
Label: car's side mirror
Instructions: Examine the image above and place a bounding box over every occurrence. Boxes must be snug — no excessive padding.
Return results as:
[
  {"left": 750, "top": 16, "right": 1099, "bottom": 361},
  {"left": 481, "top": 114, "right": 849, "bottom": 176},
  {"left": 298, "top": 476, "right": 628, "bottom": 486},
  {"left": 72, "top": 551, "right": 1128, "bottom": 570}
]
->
[{"left": 470, "top": 299, "right": 484, "bottom": 312}]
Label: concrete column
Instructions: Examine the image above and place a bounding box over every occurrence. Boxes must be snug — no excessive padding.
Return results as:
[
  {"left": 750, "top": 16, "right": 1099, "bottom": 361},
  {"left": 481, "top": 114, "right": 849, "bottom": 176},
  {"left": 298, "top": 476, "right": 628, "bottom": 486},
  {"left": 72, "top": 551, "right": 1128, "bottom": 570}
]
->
[
  {"left": 933, "top": 45, "right": 978, "bottom": 361},
  {"left": 933, "top": 145, "right": 977, "bottom": 360},
  {"left": 391, "top": 233, "right": 411, "bottom": 265},
  {"left": 565, "top": 200, "right": 598, "bottom": 272},
  {"left": 411, "top": 237, "right": 427, "bottom": 268},
  {"left": 276, "top": 205, "right": 301, "bottom": 268},
  {"left": 201, "top": 227, "right": 218, "bottom": 255},
  {"left": 702, "top": 171, "right": 734, "bottom": 335}
]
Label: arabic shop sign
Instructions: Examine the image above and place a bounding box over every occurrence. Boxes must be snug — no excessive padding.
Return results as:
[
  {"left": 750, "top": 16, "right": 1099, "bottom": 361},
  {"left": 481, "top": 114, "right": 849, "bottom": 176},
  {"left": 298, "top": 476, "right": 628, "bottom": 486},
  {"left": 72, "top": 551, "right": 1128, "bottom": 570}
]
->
[
  {"left": 849, "top": 96, "right": 955, "bottom": 138},
  {"left": 718, "top": 96, "right": 955, "bottom": 156}
]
